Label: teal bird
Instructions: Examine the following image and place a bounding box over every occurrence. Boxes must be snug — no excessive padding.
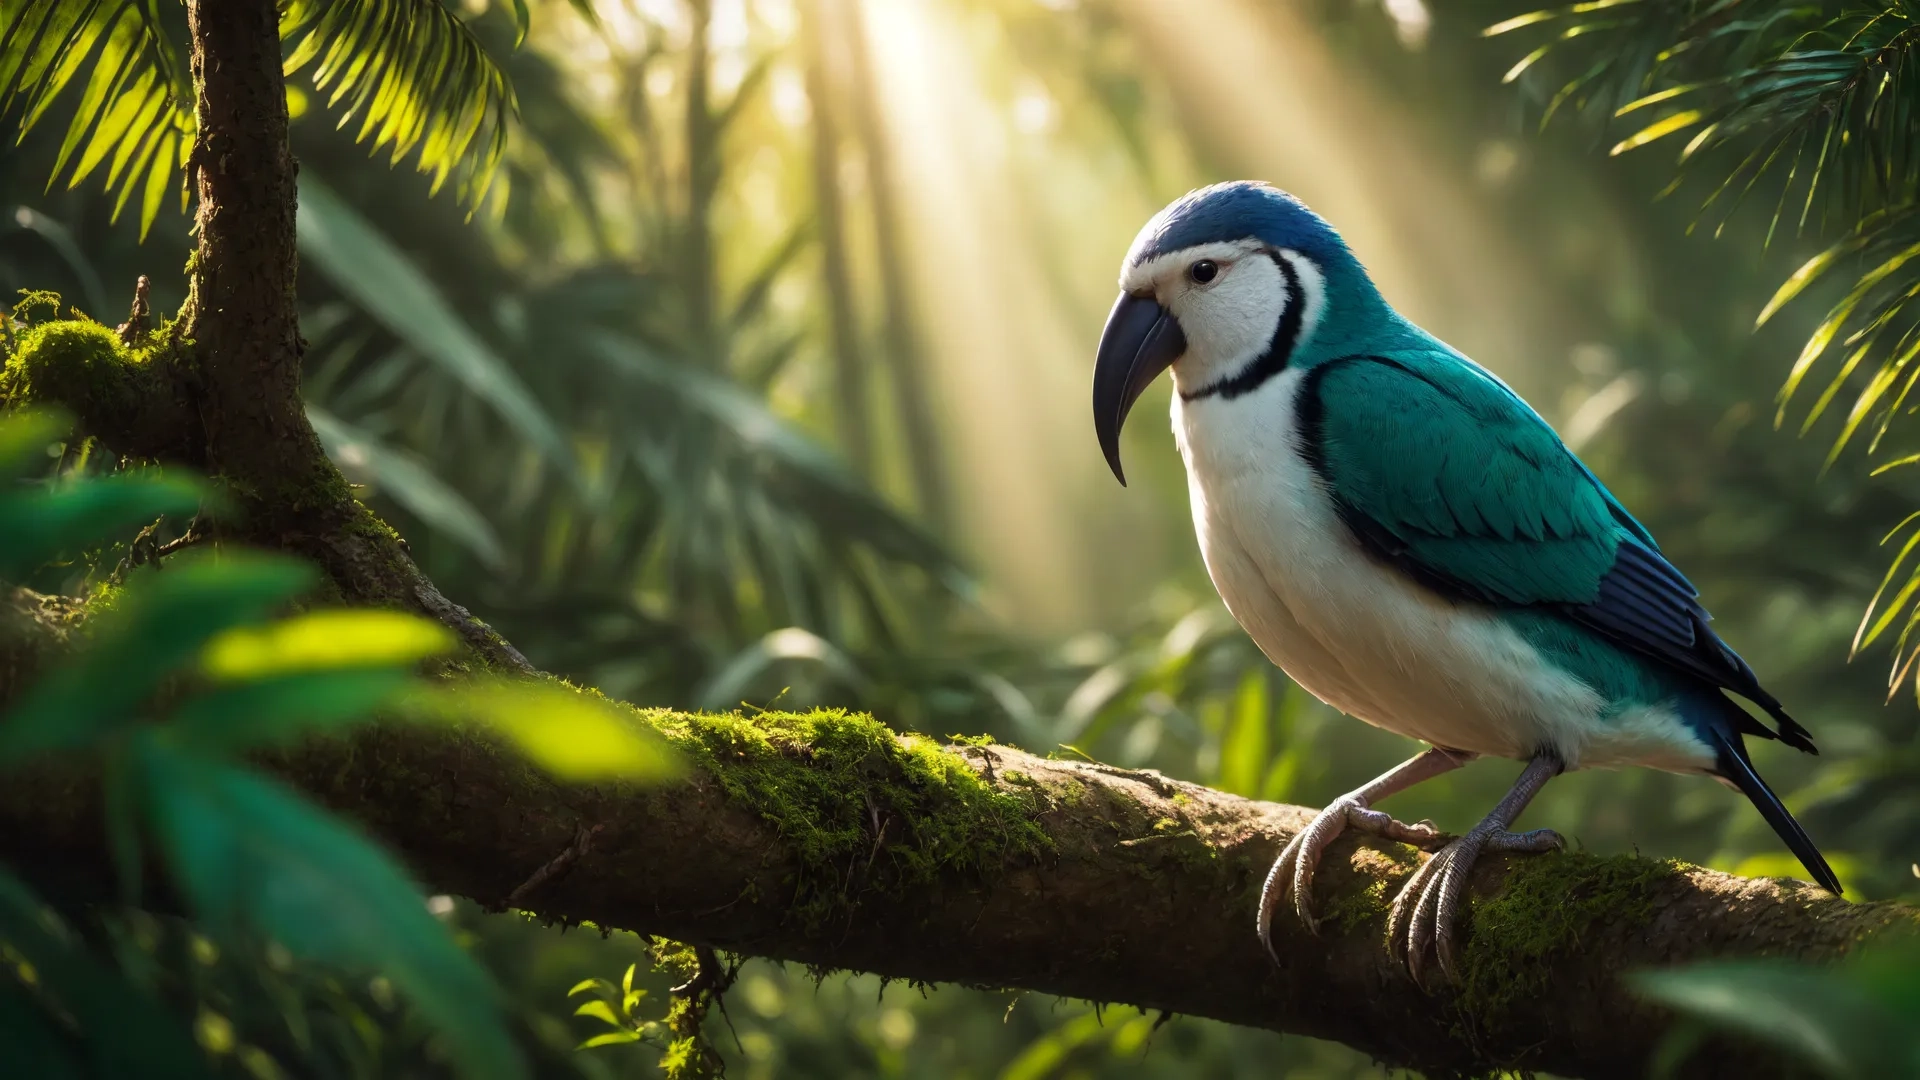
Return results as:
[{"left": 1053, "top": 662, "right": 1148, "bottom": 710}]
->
[{"left": 1090, "top": 181, "right": 1839, "bottom": 982}]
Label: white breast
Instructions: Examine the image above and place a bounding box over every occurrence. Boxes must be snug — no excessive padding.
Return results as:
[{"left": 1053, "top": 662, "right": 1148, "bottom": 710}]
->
[{"left": 1170, "top": 368, "right": 1711, "bottom": 772}]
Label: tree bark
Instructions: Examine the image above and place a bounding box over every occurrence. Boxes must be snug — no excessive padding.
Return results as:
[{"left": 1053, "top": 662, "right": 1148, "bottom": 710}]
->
[
  {"left": 182, "top": 0, "right": 318, "bottom": 521},
  {"left": 0, "top": 703, "right": 1907, "bottom": 1080}
]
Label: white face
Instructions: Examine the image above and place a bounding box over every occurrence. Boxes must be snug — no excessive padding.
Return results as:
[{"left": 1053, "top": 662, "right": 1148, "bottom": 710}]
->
[{"left": 1118, "top": 238, "right": 1322, "bottom": 396}]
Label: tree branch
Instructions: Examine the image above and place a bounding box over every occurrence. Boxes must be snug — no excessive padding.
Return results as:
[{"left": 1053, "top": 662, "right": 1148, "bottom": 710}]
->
[{"left": 0, "top": 701, "right": 1908, "bottom": 1080}]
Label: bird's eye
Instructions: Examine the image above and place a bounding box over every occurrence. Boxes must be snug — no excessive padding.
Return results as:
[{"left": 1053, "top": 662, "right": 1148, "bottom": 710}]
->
[{"left": 1189, "top": 260, "right": 1219, "bottom": 284}]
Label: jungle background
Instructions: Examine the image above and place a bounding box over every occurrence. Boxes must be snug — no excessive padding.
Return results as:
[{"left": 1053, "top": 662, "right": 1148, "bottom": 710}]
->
[{"left": 3, "top": 0, "right": 1919, "bottom": 1076}]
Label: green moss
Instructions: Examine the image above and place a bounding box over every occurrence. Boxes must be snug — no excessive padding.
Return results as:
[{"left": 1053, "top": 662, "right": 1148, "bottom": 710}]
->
[
  {"left": 1453, "top": 851, "right": 1680, "bottom": 1030},
  {"left": 0, "top": 317, "right": 196, "bottom": 462},
  {"left": 82, "top": 579, "right": 125, "bottom": 620},
  {"left": 4, "top": 320, "right": 146, "bottom": 417},
  {"left": 653, "top": 708, "right": 1052, "bottom": 928},
  {"left": 1325, "top": 875, "right": 1390, "bottom": 935}
]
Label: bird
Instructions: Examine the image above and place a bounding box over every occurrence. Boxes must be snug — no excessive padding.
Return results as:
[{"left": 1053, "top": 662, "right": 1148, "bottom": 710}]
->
[{"left": 1089, "top": 180, "right": 1840, "bottom": 984}]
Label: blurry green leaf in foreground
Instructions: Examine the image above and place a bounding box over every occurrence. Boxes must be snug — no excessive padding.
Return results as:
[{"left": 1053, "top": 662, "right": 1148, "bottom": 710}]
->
[
  {"left": 410, "top": 680, "right": 684, "bottom": 782},
  {"left": 0, "top": 411, "right": 210, "bottom": 582},
  {"left": 0, "top": 555, "right": 316, "bottom": 763},
  {"left": 169, "top": 670, "right": 416, "bottom": 753},
  {"left": 172, "top": 609, "right": 454, "bottom": 751},
  {"left": 0, "top": 410, "right": 68, "bottom": 482},
  {"left": 0, "top": 472, "right": 209, "bottom": 581},
  {"left": 202, "top": 609, "right": 454, "bottom": 680},
  {"left": 135, "top": 734, "right": 526, "bottom": 1080},
  {"left": 1634, "top": 951, "right": 1920, "bottom": 1078}
]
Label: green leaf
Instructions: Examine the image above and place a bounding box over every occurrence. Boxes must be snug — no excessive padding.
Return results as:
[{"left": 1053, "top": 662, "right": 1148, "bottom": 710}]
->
[
  {"left": 1610, "top": 109, "right": 1705, "bottom": 155},
  {"left": 1760, "top": 239, "right": 1859, "bottom": 327},
  {"left": 135, "top": 736, "right": 527, "bottom": 1080},
  {"left": 168, "top": 669, "right": 414, "bottom": 752},
  {"left": 307, "top": 405, "right": 507, "bottom": 567},
  {"left": 1484, "top": 10, "right": 1564, "bottom": 38},
  {"left": 0, "top": 472, "right": 210, "bottom": 581},
  {"left": 567, "top": 977, "right": 615, "bottom": 998},
  {"left": 0, "top": 409, "right": 69, "bottom": 481},
  {"left": 407, "top": 679, "right": 684, "bottom": 782},
  {"left": 1502, "top": 44, "right": 1553, "bottom": 84},
  {"left": 572, "top": 1000, "right": 623, "bottom": 1027},
  {"left": 297, "top": 178, "right": 574, "bottom": 478},
  {"left": 0, "top": 555, "right": 315, "bottom": 763},
  {"left": 201, "top": 609, "right": 452, "bottom": 680},
  {"left": 578, "top": 1031, "right": 641, "bottom": 1049}
]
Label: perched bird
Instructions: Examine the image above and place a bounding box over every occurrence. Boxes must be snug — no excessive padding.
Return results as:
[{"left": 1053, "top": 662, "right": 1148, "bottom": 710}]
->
[{"left": 1090, "top": 181, "right": 1840, "bottom": 982}]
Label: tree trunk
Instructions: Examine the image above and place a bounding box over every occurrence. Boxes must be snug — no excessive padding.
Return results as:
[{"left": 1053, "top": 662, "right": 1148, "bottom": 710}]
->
[
  {"left": 0, "top": 703, "right": 1907, "bottom": 1080},
  {"left": 182, "top": 0, "right": 321, "bottom": 527}
]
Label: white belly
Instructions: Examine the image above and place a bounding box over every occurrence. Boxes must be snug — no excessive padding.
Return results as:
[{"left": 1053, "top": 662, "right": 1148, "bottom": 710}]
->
[{"left": 1171, "top": 368, "right": 1704, "bottom": 771}]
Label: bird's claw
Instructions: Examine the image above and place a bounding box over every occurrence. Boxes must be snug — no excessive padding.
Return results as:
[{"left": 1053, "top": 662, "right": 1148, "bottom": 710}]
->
[
  {"left": 1258, "top": 795, "right": 1447, "bottom": 962},
  {"left": 1387, "top": 825, "right": 1563, "bottom": 986}
]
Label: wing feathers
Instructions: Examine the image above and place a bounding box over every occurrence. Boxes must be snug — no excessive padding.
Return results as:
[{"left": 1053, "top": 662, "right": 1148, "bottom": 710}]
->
[{"left": 1309, "top": 353, "right": 1817, "bottom": 754}]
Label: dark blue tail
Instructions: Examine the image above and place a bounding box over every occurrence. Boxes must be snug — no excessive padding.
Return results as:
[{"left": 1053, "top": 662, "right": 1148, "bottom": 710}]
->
[{"left": 1707, "top": 722, "right": 1841, "bottom": 894}]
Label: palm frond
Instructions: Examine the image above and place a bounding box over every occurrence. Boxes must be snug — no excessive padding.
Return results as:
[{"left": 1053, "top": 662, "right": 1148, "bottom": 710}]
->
[
  {"left": 280, "top": 0, "right": 518, "bottom": 210},
  {"left": 0, "top": 0, "right": 191, "bottom": 238},
  {"left": 1493, "top": 2, "right": 1920, "bottom": 700},
  {"left": 1619, "top": 17, "right": 1920, "bottom": 239}
]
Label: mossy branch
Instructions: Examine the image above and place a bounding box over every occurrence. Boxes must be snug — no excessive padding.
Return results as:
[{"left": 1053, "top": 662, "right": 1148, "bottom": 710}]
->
[
  {"left": 0, "top": 699, "right": 1909, "bottom": 1080},
  {"left": 0, "top": 318, "right": 202, "bottom": 463}
]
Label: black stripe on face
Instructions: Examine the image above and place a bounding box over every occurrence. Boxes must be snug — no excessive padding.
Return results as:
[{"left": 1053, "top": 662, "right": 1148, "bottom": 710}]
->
[{"left": 1180, "top": 250, "right": 1306, "bottom": 402}]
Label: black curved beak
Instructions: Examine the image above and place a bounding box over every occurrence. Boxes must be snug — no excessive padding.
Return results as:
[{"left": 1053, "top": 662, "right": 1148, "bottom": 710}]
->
[{"left": 1092, "top": 291, "right": 1186, "bottom": 485}]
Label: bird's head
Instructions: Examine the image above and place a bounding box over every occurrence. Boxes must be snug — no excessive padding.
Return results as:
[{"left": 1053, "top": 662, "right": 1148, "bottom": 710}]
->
[{"left": 1092, "top": 181, "right": 1387, "bottom": 484}]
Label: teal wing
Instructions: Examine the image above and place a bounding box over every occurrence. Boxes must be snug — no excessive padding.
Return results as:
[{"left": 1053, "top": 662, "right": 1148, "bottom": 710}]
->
[{"left": 1298, "top": 351, "right": 1814, "bottom": 752}]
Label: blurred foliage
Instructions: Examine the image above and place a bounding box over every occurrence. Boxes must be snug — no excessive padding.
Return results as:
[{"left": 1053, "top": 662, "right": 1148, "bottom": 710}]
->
[
  {"left": 1636, "top": 934, "right": 1920, "bottom": 1078},
  {"left": 0, "top": 407, "right": 670, "bottom": 1078},
  {"left": 5, "top": 0, "right": 1920, "bottom": 1076}
]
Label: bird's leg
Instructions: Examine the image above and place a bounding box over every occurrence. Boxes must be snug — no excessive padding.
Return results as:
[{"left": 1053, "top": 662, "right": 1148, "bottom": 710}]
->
[
  {"left": 1258, "top": 746, "right": 1471, "bottom": 959},
  {"left": 1389, "top": 753, "right": 1565, "bottom": 986}
]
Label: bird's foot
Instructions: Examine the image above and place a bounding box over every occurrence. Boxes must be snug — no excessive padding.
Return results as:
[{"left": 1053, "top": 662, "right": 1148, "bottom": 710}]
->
[
  {"left": 1258, "top": 795, "right": 1446, "bottom": 960},
  {"left": 1387, "top": 824, "right": 1563, "bottom": 986}
]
